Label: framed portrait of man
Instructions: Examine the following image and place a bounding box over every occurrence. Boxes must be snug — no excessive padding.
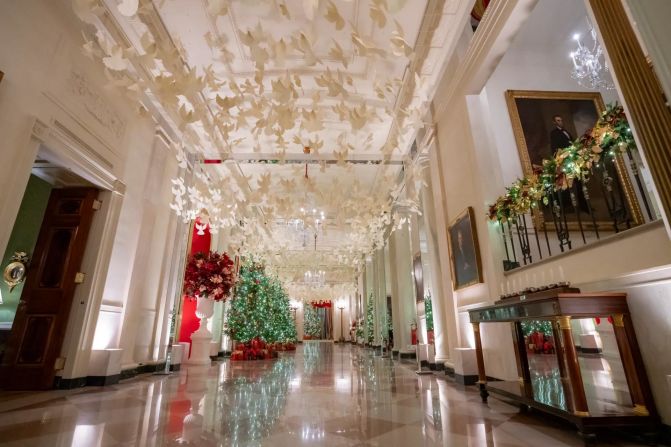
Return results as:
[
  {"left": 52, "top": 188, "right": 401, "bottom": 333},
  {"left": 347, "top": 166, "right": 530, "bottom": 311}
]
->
[
  {"left": 505, "top": 90, "right": 643, "bottom": 228},
  {"left": 447, "top": 207, "right": 483, "bottom": 290}
]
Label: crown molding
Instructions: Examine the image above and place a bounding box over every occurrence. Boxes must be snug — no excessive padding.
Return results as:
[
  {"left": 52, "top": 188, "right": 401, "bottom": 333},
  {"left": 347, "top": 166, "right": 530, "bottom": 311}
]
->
[{"left": 433, "top": 0, "right": 538, "bottom": 123}]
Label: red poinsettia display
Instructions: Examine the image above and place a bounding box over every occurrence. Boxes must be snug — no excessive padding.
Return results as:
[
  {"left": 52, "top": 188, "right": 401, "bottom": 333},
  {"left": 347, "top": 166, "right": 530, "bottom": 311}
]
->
[{"left": 183, "top": 251, "right": 235, "bottom": 301}]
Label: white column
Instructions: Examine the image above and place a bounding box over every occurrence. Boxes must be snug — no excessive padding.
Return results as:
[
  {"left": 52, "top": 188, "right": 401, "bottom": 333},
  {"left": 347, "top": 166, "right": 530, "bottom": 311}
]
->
[
  {"left": 387, "top": 239, "right": 402, "bottom": 352},
  {"left": 388, "top": 218, "right": 417, "bottom": 354},
  {"left": 408, "top": 213, "right": 425, "bottom": 344},
  {"left": 428, "top": 142, "right": 461, "bottom": 364},
  {"left": 420, "top": 154, "right": 451, "bottom": 365},
  {"left": 364, "top": 260, "right": 374, "bottom": 344},
  {"left": 374, "top": 248, "right": 387, "bottom": 347}
]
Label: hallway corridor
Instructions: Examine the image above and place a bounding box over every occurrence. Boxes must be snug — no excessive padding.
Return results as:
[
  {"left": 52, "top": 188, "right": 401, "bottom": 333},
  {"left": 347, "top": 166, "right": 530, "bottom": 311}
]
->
[{"left": 0, "top": 344, "right": 647, "bottom": 446}]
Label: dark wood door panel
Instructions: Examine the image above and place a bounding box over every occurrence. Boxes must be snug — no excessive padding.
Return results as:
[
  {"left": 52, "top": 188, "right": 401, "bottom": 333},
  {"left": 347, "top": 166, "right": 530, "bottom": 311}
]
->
[{"left": 0, "top": 187, "right": 98, "bottom": 390}]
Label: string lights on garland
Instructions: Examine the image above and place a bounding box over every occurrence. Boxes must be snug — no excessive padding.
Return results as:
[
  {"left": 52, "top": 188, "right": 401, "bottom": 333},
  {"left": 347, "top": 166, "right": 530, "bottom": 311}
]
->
[{"left": 488, "top": 103, "right": 636, "bottom": 222}]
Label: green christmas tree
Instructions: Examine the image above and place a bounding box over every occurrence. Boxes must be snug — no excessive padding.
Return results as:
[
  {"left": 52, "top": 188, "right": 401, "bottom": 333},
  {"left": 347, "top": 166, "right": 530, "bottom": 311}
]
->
[
  {"left": 262, "top": 277, "right": 297, "bottom": 342},
  {"left": 226, "top": 261, "right": 296, "bottom": 343},
  {"left": 425, "top": 293, "right": 434, "bottom": 332},
  {"left": 379, "top": 307, "right": 393, "bottom": 343},
  {"left": 521, "top": 320, "right": 553, "bottom": 336},
  {"left": 304, "top": 305, "right": 322, "bottom": 339},
  {"left": 365, "top": 293, "right": 375, "bottom": 344}
]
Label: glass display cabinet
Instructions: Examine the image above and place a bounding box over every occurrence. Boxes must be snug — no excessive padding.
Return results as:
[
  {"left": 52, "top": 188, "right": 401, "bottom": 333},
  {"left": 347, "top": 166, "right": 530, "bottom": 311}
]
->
[{"left": 468, "top": 289, "right": 659, "bottom": 443}]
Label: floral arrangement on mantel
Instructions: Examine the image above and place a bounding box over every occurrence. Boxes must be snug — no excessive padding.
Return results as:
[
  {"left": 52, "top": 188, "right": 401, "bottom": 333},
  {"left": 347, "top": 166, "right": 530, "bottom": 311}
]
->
[
  {"left": 183, "top": 251, "right": 236, "bottom": 301},
  {"left": 487, "top": 103, "right": 636, "bottom": 222}
]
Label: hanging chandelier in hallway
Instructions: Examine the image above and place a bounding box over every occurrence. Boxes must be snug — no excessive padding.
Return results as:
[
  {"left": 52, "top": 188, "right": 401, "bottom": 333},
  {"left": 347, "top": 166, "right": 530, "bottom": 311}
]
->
[
  {"left": 569, "top": 23, "right": 614, "bottom": 90},
  {"left": 303, "top": 270, "right": 326, "bottom": 287},
  {"left": 285, "top": 206, "right": 325, "bottom": 249}
]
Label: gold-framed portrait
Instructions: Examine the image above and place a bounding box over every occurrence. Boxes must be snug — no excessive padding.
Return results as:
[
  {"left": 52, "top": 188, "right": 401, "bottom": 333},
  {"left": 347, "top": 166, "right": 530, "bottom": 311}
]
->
[
  {"left": 447, "top": 207, "right": 483, "bottom": 290},
  {"left": 505, "top": 90, "right": 643, "bottom": 229}
]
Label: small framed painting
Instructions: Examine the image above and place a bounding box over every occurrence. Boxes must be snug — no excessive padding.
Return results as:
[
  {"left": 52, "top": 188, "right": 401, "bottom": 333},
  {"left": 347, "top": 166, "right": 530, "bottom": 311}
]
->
[{"left": 447, "top": 207, "right": 483, "bottom": 290}]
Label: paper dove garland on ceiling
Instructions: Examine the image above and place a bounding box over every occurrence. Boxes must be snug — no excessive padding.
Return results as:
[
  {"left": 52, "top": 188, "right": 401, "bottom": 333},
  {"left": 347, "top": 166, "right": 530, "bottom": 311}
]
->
[{"left": 73, "top": 0, "right": 436, "bottom": 274}]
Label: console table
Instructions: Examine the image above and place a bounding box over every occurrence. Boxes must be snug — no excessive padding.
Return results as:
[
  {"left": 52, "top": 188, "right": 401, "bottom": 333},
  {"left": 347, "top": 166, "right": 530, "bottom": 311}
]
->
[{"left": 468, "top": 291, "right": 658, "bottom": 442}]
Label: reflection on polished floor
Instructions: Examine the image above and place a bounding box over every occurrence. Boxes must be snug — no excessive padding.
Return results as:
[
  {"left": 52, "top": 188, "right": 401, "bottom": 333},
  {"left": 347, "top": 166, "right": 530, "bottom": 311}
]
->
[{"left": 0, "top": 344, "right": 647, "bottom": 446}]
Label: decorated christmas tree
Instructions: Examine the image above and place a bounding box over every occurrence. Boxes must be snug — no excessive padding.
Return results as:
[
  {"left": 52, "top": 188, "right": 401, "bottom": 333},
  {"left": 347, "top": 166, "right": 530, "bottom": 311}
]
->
[
  {"left": 262, "top": 277, "right": 297, "bottom": 342},
  {"left": 226, "top": 261, "right": 296, "bottom": 343},
  {"left": 365, "top": 293, "right": 375, "bottom": 344},
  {"left": 425, "top": 293, "right": 434, "bottom": 332},
  {"left": 303, "top": 305, "right": 322, "bottom": 339}
]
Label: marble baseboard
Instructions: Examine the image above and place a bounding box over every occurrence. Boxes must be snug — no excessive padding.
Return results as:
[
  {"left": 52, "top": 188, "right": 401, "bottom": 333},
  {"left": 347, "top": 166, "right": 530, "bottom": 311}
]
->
[
  {"left": 86, "top": 374, "right": 120, "bottom": 386},
  {"left": 56, "top": 362, "right": 180, "bottom": 389},
  {"left": 53, "top": 376, "right": 87, "bottom": 390},
  {"left": 429, "top": 362, "right": 445, "bottom": 371},
  {"left": 119, "top": 362, "right": 166, "bottom": 381}
]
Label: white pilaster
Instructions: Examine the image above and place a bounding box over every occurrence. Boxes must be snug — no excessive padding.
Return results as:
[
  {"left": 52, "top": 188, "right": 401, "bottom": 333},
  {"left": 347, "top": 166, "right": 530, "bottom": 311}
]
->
[{"left": 388, "top": 219, "right": 418, "bottom": 353}]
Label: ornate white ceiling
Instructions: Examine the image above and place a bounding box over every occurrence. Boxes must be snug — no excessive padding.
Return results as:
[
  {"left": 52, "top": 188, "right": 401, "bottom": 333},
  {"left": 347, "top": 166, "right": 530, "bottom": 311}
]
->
[{"left": 74, "top": 0, "right": 472, "bottom": 289}]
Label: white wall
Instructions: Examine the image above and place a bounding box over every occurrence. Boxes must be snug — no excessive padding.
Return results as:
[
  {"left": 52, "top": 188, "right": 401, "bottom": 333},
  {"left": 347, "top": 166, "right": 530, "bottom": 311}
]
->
[
  {"left": 430, "top": 0, "right": 671, "bottom": 420},
  {"left": 113, "top": 133, "right": 181, "bottom": 368},
  {"left": 481, "top": 0, "right": 618, "bottom": 186},
  {"left": 0, "top": 0, "right": 182, "bottom": 379}
]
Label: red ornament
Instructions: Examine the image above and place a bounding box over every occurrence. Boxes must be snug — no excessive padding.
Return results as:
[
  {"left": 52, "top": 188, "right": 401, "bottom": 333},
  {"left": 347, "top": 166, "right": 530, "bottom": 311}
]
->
[
  {"left": 594, "top": 317, "right": 601, "bottom": 325},
  {"left": 607, "top": 315, "right": 614, "bottom": 325}
]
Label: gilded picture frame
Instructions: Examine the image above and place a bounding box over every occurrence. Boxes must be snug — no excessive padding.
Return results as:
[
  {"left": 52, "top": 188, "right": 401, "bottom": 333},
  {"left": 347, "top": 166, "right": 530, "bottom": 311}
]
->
[
  {"left": 447, "top": 207, "right": 483, "bottom": 290},
  {"left": 505, "top": 90, "right": 643, "bottom": 229}
]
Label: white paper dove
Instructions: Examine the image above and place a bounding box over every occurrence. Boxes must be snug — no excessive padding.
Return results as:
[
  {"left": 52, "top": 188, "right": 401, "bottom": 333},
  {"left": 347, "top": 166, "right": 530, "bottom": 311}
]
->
[{"left": 117, "top": 0, "right": 138, "bottom": 17}]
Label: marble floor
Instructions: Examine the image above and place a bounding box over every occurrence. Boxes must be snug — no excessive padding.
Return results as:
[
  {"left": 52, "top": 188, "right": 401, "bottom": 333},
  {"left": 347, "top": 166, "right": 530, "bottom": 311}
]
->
[{"left": 0, "top": 343, "right": 650, "bottom": 446}]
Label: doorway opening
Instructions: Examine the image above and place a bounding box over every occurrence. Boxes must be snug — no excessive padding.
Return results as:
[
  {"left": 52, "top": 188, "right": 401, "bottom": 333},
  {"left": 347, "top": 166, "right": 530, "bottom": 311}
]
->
[{"left": 0, "top": 150, "right": 100, "bottom": 390}]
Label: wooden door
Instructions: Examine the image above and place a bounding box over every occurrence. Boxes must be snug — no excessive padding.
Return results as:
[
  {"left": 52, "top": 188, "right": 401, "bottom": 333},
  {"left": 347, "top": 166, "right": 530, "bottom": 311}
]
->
[{"left": 0, "top": 188, "right": 98, "bottom": 390}]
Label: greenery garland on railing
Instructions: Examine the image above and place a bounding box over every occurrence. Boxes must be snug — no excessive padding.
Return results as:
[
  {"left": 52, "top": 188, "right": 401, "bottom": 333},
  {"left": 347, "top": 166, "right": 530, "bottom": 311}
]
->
[{"left": 487, "top": 103, "right": 635, "bottom": 222}]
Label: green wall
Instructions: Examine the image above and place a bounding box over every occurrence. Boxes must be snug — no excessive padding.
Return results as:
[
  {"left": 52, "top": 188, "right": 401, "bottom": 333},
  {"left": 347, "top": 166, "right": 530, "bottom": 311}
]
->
[{"left": 0, "top": 175, "right": 52, "bottom": 325}]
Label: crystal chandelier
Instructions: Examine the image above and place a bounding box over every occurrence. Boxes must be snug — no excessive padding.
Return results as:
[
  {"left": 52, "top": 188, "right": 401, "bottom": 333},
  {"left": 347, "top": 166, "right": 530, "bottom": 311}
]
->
[
  {"left": 304, "top": 270, "right": 326, "bottom": 286},
  {"left": 569, "top": 23, "right": 614, "bottom": 90},
  {"left": 285, "top": 206, "right": 325, "bottom": 248}
]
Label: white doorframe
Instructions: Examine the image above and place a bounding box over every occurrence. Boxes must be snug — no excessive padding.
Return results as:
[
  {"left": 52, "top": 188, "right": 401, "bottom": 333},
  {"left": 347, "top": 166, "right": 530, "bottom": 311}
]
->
[{"left": 30, "top": 118, "right": 126, "bottom": 381}]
